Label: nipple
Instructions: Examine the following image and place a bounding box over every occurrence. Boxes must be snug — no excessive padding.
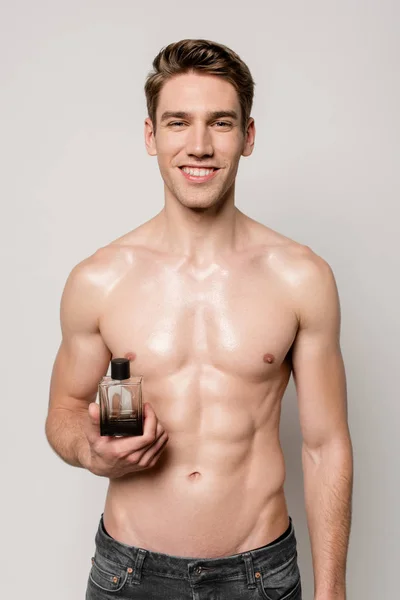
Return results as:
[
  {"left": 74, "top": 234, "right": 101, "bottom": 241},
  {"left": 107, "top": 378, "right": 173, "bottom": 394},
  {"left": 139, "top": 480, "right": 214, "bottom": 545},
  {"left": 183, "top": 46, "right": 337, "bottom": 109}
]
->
[
  {"left": 124, "top": 352, "right": 136, "bottom": 361},
  {"left": 263, "top": 353, "right": 275, "bottom": 364}
]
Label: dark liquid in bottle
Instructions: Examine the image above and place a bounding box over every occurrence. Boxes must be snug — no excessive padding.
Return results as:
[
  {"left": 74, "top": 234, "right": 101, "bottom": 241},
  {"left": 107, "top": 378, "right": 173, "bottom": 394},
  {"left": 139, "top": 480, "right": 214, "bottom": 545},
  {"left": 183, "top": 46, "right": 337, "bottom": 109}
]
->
[{"left": 100, "top": 418, "right": 143, "bottom": 436}]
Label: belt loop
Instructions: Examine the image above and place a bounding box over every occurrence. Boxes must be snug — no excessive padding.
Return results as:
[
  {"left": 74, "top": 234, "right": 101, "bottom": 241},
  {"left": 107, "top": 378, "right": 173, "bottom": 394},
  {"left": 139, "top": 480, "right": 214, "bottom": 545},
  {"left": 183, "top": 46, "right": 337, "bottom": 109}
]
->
[
  {"left": 242, "top": 552, "right": 256, "bottom": 589},
  {"left": 131, "top": 548, "right": 147, "bottom": 582}
]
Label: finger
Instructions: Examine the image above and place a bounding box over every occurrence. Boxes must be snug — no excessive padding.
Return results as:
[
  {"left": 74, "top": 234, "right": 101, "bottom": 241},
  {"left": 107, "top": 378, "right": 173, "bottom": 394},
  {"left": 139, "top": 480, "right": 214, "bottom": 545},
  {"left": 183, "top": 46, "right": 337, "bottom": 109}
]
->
[
  {"left": 103, "top": 415, "right": 164, "bottom": 459},
  {"left": 142, "top": 402, "right": 158, "bottom": 440},
  {"left": 88, "top": 402, "right": 164, "bottom": 456},
  {"left": 86, "top": 403, "right": 107, "bottom": 444},
  {"left": 148, "top": 438, "right": 169, "bottom": 466},
  {"left": 88, "top": 401, "right": 100, "bottom": 425},
  {"left": 155, "top": 420, "right": 165, "bottom": 439},
  {"left": 143, "top": 434, "right": 169, "bottom": 468},
  {"left": 138, "top": 431, "right": 169, "bottom": 467},
  {"left": 86, "top": 402, "right": 118, "bottom": 449}
]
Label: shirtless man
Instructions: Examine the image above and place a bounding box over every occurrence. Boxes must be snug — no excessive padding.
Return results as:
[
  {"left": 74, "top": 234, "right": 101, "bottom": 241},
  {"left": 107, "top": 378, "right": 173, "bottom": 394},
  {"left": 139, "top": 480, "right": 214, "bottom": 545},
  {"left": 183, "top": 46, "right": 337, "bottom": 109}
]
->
[{"left": 45, "top": 39, "right": 353, "bottom": 600}]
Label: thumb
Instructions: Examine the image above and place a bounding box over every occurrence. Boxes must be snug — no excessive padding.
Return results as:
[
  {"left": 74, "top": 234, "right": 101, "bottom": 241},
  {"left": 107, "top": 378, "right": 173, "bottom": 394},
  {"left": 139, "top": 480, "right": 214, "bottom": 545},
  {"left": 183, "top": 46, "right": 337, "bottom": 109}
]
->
[
  {"left": 143, "top": 402, "right": 156, "bottom": 419},
  {"left": 88, "top": 402, "right": 100, "bottom": 425}
]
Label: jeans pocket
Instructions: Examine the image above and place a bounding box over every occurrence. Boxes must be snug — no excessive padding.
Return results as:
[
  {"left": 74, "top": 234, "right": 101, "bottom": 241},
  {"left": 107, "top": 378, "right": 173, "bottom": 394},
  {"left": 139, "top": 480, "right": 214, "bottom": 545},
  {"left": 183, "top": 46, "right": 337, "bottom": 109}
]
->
[
  {"left": 89, "top": 552, "right": 130, "bottom": 593},
  {"left": 256, "top": 551, "right": 301, "bottom": 600}
]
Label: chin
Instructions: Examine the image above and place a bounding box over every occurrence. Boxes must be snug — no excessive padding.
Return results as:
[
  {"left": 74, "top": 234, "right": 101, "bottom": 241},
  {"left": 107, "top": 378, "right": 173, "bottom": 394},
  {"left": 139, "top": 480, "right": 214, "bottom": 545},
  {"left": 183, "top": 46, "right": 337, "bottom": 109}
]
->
[
  {"left": 165, "top": 172, "right": 227, "bottom": 204},
  {"left": 178, "top": 195, "right": 223, "bottom": 211}
]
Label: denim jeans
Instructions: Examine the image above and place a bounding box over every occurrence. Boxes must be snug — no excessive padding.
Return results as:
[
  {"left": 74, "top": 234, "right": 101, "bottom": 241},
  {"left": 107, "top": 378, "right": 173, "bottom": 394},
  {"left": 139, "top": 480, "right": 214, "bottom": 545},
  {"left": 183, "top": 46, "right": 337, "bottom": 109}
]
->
[{"left": 86, "top": 514, "right": 302, "bottom": 599}]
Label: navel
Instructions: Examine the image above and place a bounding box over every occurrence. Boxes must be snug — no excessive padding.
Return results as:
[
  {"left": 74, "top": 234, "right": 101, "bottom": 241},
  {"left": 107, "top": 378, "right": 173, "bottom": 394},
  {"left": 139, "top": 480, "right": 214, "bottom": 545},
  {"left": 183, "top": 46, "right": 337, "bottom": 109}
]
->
[
  {"left": 263, "top": 353, "right": 275, "bottom": 364},
  {"left": 188, "top": 471, "right": 202, "bottom": 480}
]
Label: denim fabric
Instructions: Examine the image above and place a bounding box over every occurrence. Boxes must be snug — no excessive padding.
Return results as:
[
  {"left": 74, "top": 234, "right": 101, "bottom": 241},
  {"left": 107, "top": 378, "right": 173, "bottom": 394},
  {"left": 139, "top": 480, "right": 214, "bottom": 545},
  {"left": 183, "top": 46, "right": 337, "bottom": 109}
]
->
[{"left": 86, "top": 514, "right": 302, "bottom": 599}]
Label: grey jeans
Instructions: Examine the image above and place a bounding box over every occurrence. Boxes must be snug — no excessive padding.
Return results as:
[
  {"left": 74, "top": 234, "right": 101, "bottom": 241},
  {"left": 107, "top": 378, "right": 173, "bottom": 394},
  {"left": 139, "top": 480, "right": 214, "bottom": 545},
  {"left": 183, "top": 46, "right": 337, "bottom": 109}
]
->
[{"left": 86, "top": 514, "right": 302, "bottom": 599}]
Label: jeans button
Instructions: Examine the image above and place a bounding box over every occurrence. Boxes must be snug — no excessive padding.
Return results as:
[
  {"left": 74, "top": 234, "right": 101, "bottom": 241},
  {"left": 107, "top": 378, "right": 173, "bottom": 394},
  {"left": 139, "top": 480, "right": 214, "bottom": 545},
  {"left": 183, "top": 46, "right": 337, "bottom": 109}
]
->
[{"left": 196, "top": 567, "right": 202, "bottom": 574}]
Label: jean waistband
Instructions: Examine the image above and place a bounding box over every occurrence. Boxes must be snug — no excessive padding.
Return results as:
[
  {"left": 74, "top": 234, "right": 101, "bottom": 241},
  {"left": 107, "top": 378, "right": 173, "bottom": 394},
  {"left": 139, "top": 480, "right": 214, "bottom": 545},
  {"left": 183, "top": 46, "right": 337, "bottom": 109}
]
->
[{"left": 94, "top": 514, "right": 297, "bottom": 583}]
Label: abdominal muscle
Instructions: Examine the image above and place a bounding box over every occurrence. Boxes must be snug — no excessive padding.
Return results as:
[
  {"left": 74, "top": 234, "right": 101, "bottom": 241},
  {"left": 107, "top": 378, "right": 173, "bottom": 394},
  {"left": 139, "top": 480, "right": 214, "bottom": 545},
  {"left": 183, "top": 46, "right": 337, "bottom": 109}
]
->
[{"left": 102, "top": 377, "right": 290, "bottom": 558}]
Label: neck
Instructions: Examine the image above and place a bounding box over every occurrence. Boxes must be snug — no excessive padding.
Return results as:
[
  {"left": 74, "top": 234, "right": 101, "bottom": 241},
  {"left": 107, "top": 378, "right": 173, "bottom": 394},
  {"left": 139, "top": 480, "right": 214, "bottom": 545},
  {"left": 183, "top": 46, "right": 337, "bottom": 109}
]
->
[{"left": 154, "top": 192, "right": 245, "bottom": 264}]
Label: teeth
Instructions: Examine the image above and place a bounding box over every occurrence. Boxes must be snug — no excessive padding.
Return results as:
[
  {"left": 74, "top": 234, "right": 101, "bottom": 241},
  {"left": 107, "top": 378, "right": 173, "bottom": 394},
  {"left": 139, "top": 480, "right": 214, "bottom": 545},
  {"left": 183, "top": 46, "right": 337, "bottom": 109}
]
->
[{"left": 182, "top": 167, "right": 215, "bottom": 176}]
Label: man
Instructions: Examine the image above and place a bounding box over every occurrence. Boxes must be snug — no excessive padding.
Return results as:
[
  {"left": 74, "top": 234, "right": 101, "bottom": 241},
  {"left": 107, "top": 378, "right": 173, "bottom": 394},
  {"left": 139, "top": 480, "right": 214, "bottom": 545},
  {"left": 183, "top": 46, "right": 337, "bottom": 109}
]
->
[{"left": 45, "top": 39, "right": 353, "bottom": 599}]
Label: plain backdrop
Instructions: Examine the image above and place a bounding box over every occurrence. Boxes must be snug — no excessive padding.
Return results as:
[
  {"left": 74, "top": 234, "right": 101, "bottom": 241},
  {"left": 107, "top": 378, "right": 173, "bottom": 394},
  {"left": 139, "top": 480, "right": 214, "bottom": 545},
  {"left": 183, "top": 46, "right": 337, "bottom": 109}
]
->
[{"left": 1, "top": 1, "right": 399, "bottom": 598}]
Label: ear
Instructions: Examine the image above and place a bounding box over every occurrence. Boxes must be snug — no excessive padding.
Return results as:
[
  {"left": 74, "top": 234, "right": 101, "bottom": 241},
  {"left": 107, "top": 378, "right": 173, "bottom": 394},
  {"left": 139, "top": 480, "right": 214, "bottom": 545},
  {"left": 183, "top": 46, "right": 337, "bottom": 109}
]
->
[
  {"left": 144, "top": 117, "right": 157, "bottom": 156},
  {"left": 241, "top": 118, "right": 255, "bottom": 157}
]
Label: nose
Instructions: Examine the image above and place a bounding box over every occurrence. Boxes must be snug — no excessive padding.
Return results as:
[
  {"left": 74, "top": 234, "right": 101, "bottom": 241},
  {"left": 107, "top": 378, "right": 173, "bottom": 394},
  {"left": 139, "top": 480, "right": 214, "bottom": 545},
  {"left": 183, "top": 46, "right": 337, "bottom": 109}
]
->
[{"left": 185, "top": 123, "right": 214, "bottom": 159}]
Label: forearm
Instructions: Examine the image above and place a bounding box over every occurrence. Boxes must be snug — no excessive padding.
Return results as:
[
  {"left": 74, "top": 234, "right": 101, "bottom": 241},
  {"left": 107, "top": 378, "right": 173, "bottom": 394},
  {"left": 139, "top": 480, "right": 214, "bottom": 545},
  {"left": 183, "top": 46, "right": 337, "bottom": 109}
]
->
[
  {"left": 302, "top": 435, "right": 354, "bottom": 599},
  {"left": 45, "top": 406, "right": 90, "bottom": 469}
]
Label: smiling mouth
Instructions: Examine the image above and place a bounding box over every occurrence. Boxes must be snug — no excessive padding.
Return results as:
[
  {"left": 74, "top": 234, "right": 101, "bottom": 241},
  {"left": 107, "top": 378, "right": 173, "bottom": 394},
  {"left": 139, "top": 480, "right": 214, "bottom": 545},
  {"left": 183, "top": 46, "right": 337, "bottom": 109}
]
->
[{"left": 178, "top": 167, "right": 220, "bottom": 183}]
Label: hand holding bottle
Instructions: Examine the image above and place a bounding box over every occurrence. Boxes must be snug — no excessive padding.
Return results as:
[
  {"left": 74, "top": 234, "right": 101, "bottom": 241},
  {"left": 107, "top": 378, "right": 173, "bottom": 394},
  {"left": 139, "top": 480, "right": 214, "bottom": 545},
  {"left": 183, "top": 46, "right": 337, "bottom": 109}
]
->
[{"left": 82, "top": 402, "right": 169, "bottom": 478}]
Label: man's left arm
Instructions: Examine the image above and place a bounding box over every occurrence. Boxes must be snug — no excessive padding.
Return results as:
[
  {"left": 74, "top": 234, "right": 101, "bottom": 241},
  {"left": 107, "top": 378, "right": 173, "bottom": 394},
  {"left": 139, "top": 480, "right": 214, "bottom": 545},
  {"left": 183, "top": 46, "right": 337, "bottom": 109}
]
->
[{"left": 291, "top": 249, "right": 354, "bottom": 600}]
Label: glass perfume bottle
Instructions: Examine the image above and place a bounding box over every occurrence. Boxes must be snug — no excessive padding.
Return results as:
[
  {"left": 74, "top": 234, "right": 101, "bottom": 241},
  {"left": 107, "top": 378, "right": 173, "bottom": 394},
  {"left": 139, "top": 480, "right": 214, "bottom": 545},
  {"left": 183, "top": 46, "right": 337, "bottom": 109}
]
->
[{"left": 98, "top": 358, "right": 143, "bottom": 436}]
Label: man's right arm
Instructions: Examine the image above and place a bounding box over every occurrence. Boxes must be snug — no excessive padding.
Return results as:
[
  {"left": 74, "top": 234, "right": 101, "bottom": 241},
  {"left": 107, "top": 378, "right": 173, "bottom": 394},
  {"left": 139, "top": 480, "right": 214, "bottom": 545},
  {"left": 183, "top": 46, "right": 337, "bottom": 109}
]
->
[{"left": 45, "top": 254, "right": 111, "bottom": 469}]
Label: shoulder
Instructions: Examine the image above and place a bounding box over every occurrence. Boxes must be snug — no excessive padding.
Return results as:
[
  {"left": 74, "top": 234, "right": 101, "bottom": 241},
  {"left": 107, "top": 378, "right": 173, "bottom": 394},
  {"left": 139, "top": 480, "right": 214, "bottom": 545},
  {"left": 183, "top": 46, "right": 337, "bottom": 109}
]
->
[
  {"left": 62, "top": 234, "right": 150, "bottom": 320},
  {"left": 276, "top": 242, "right": 335, "bottom": 287},
  {"left": 60, "top": 243, "right": 142, "bottom": 331},
  {"left": 272, "top": 243, "right": 340, "bottom": 330},
  {"left": 65, "top": 245, "right": 134, "bottom": 292},
  {"left": 251, "top": 221, "right": 334, "bottom": 284},
  {"left": 63, "top": 214, "right": 166, "bottom": 296},
  {"left": 284, "top": 244, "right": 337, "bottom": 299},
  {"left": 251, "top": 222, "right": 339, "bottom": 325},
  {"left": 66, "top": 220, "right": 153, "bottom": 286}
]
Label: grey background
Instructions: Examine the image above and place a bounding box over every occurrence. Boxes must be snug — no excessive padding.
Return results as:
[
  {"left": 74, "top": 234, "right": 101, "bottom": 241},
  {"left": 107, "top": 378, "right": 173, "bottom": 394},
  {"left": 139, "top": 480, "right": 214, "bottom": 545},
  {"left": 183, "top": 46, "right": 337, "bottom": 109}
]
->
[{"left": 1, "top": 0, "right": 399, "bottom": 597}]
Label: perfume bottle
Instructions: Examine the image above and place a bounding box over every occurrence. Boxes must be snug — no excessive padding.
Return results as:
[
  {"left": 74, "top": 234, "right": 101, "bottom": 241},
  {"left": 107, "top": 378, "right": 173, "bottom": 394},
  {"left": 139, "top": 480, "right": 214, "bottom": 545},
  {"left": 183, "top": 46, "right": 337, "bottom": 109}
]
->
[{"left": 98, "top": 358, "right": 143, "bottom": 436}]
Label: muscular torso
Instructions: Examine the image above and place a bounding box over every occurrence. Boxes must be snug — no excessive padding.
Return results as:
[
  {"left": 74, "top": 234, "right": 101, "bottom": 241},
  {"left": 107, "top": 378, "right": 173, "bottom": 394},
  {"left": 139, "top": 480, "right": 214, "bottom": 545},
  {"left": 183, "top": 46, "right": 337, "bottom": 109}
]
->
[{"left": 97, "top": 215, "right": 303, "bottom": 558}]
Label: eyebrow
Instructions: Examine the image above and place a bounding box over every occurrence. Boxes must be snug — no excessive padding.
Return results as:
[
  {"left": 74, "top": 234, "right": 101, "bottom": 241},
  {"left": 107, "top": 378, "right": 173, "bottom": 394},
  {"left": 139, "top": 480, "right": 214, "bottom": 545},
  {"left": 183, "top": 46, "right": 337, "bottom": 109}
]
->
[{"left": 160, "top": 110, "right": 239, "bottom": 123}]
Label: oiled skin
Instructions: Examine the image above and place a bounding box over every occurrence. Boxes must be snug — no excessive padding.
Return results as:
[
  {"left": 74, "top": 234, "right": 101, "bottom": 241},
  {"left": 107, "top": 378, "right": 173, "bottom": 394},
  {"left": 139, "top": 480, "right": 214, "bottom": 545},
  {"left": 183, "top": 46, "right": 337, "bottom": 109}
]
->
[
  {"left": 47, "top": 71, "right": 336, "bottom": 560},
  {"left": 95, "top": 213, "right": 306, "bottom": 558}
]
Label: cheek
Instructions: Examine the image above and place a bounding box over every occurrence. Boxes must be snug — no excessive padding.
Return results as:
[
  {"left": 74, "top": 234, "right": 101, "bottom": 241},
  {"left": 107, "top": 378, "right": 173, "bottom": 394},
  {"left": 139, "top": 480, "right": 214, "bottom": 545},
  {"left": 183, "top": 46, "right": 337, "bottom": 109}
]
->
[
  {"left": 157, "top": 135, "right": 183, "bottom": 154},
  {"left": 214, "top": 135, "right": 242, "bottom": 156}
]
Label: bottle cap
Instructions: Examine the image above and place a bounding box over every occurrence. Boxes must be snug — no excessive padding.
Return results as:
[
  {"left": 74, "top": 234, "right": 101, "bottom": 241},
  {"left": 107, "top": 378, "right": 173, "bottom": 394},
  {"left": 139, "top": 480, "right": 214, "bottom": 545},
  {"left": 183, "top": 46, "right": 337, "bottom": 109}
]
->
[{"left": 111, "top": 358, "right": 130, "bottom": 381}]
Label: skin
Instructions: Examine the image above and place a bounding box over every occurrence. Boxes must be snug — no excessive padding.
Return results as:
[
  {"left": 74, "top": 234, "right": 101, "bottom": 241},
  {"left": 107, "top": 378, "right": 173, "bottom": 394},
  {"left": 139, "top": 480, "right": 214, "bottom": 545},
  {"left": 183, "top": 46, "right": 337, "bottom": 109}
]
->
[{"left": 46, "top": 72, "right": 353, "bottom": 597}]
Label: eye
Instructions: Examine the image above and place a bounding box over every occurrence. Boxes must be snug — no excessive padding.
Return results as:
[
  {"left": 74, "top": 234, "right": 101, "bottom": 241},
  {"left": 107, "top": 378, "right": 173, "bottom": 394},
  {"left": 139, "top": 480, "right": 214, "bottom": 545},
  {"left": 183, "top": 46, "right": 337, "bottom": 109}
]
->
[{"left": 168, "top": 121, "right": 232, "bottom": 128}]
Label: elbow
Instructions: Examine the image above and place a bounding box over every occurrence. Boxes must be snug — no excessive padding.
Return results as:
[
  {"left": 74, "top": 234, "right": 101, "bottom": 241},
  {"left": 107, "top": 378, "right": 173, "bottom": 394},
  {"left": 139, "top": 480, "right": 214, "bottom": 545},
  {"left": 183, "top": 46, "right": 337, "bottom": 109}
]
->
[{"left": 302, "top": 431, "right": 353, "bottom": 469}]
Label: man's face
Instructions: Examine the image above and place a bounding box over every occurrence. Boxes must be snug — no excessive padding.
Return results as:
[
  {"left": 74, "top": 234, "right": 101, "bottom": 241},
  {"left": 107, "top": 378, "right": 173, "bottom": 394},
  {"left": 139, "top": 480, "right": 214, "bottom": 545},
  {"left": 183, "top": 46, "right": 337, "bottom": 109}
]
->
[{"left": 145, "top": 72, "right": 255, "bottom": 210}]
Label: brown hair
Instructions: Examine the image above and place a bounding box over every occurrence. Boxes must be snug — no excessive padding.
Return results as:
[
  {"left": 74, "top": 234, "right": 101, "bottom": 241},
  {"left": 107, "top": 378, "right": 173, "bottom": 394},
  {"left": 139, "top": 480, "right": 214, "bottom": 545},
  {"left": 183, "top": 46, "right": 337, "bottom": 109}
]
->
[{"left": 144, "top": 39, "right": 255, "bottom": 137}]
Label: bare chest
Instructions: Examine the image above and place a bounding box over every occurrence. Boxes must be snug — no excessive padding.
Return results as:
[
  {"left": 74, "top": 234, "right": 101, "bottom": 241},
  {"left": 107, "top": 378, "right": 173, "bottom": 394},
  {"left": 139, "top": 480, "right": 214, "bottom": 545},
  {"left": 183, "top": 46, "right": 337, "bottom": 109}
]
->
[{"left": 100, "top": 258, "right": 298, "bottom": 383}]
